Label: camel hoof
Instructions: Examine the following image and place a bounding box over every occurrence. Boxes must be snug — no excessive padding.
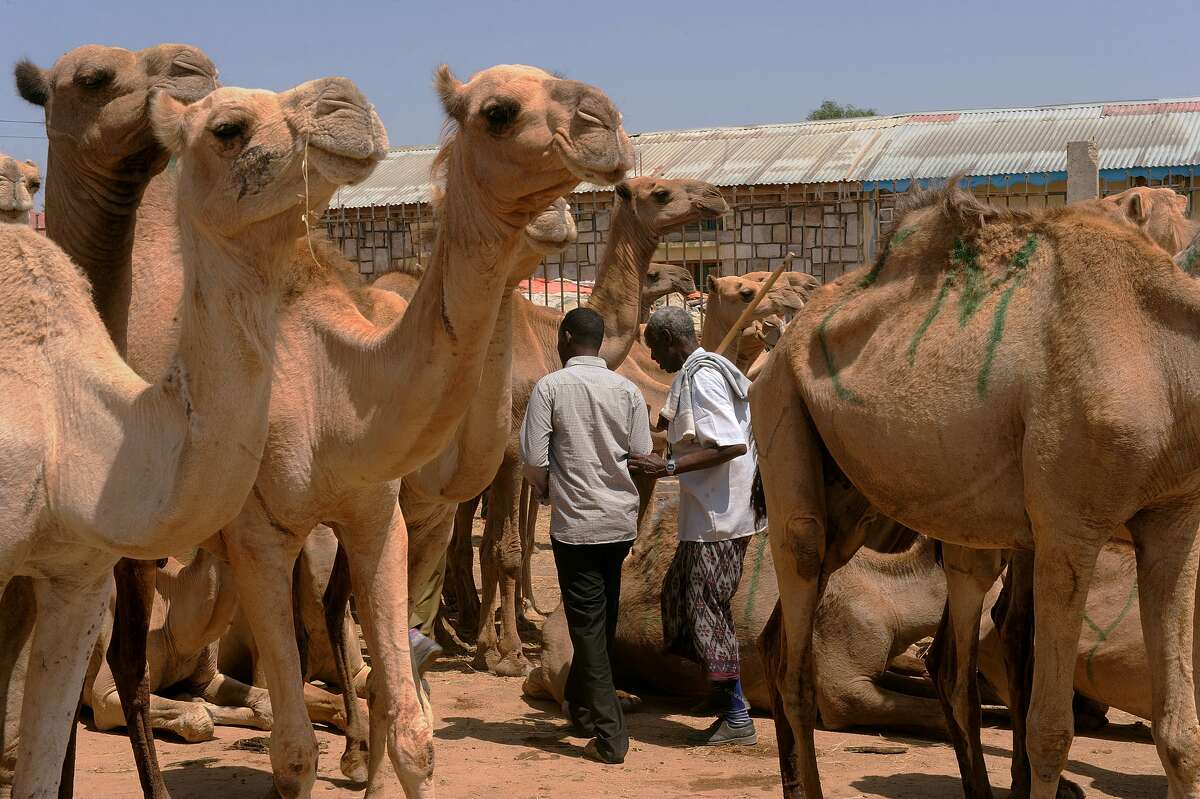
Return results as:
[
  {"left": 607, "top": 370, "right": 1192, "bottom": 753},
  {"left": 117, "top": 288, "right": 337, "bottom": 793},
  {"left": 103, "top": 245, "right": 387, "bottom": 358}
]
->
[
  {"left": 494, "top": 653, "right": 532, "bottom": 678},
  {"left": 616, "top": 690, "right": 643, "bottom": 712},
  {"left": 522, "top": 667, "right": 552, "bottom": 700},
  {"left": 339, "top": 744, "right": 369, "bottom": 784},
  {"left": 1058, "top": 778, "right": 1085, "bottom": 799}
]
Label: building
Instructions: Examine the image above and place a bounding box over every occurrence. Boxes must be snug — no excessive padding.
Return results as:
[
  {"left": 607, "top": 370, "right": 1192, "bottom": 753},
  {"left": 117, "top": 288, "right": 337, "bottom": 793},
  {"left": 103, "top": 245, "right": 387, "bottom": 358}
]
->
[{"left": 322, "top": 96, "right": 1200, "bottom": 303}]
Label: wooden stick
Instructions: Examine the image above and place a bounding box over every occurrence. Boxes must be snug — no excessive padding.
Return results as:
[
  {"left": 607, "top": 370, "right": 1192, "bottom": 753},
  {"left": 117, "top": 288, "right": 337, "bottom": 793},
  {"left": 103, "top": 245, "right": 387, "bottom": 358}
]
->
[{"left": 715, "top": 252, "right": 797, "bottom": 355}]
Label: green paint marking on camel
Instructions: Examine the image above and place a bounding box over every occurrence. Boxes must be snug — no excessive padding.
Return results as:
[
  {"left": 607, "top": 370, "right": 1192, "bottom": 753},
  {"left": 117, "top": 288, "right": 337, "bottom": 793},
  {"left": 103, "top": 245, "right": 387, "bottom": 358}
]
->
[
  {"left": 906, "top": 271, "right": 956, "bottom": 366},
  {"left": 1082, "top": 582, "right": 1138, "bottom": 686},
  {"left": 741, "top": 532, "right": 770, "bottom": 631},
  {"left": 857, "top": 226, "right": 917, "bottom": 289},
  {"left": 976, "top": 235, "right": 1038, "bottom": 397},
  {"left": 816, "top": 299, "right": 862, "bottom": 404},
  {"left": 953, "top": 237, "right": 986, "bottom": 326}
]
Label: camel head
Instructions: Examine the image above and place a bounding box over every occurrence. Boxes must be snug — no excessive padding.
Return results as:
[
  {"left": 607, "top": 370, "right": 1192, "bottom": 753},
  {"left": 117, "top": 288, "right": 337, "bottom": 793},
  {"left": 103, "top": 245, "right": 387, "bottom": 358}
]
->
[
  {"left": 434, "top": 64, "right": 633, "bottom": 226},
  {"left": 0, "top": 155, "right": 40, "bottom": 224},
  {"left": 150, "top": 76, "right": 388, "bottom": 239},
  {"left": 522, "top": 198, "right": 578, "bottom": 257},
  {"left": 614, "top": 176, "right": 728, "bottom": 235},
  {"left": 645, "top": 262, "right": 699, "bottom": 304},
  {"left": 1101, "top": 186, "right": 1196, "bottom": 256},
  {"left": 16, "top": 44, "right": 218, "bottom": 182},
  {"left": 705, "top": 272, "right": 812, "bottom": 334}
]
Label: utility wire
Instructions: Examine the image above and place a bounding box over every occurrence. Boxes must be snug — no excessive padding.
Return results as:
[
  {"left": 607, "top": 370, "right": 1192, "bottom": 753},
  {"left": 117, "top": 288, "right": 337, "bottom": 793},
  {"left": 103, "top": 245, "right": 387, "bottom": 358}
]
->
[
  {"left": 0, "top": 119, "right": 43, "bottom": 125},
  {"left": 0, "top": 135, "right": 46, "bottom": 140}
]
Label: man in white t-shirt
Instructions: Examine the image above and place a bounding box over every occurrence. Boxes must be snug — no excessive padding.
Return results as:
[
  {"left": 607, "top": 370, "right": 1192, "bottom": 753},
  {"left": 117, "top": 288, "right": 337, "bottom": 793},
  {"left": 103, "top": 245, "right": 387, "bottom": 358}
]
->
[{"left": 629, "top": 306, "right": 762, "bottom": 747}]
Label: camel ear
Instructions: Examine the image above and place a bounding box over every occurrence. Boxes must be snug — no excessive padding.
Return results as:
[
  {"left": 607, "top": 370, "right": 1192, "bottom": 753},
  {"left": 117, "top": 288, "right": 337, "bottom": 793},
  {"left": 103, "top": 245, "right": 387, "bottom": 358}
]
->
[
  {"left": 1174, "top": 194, "right": 1188, "bottom": 213},
  {"left": 14, "top": 59, "right": 49, "bottom": 107},
  {"left": 706, "top": 274, "right": 718, "bottom": 293},
  {"left": 615, "top": 181, "right": 632, "bottom": 201},
  {"left": 1123, "top": 193, "right": 1149, "bottom": 225},
  {"left": 149, "top": 91, "right": 189, "bottom": 154},
  {"left": 434, "top": 65, "right": 466, "bottom": 122}
]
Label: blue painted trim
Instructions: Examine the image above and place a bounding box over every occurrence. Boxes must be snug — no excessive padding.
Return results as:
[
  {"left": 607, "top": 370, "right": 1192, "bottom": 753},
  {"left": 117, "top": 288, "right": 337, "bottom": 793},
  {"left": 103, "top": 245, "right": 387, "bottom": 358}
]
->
[{"left": 863, "top": 165, "right": 1199, "bottom": 192}]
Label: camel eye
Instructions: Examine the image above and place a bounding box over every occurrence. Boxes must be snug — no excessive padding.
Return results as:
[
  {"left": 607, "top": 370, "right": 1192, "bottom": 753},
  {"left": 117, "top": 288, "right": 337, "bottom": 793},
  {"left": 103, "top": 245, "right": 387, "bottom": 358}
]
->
[
  {"left": 740, "top": 289, "right": 755, "bottom": 301},
  {"left": 75, "top": 68, "right": 113, "bottom": 89},
  {"left": 482, "top": 100, "right": 520, "bottom": 133},
  {"left": 211, "top": 121, "right": 244, "bottom": 141},
  {"left": 26, "top": 179, "right": 40, "bottom": 192},
  {"left": 648, "top": 271, "right": 659, "bottom": 281},
  {"left": 651, "top": 189, "right": 671, "bottom": 203}
]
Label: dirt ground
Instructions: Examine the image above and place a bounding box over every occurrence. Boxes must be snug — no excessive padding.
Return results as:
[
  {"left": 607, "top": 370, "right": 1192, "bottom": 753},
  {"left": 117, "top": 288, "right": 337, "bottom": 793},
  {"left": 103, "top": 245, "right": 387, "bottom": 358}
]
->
[{"left": 70, "top": 517, "right": 1168, "bottom": 798}]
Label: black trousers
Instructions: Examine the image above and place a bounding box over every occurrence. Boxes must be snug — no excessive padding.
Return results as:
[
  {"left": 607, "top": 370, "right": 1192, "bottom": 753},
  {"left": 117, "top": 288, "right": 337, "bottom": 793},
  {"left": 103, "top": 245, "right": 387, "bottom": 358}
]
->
[{"left": 551, "top": 537, "right": 633, "bottom": 761}]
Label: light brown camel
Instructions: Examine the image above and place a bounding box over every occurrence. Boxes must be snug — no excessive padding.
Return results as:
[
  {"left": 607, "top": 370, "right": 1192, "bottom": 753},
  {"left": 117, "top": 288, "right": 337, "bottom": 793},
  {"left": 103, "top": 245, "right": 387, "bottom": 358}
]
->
[
  {"left": 448, "top": 177, "right": 728, "bottom": 675},
  {"left": 0, "top": 157, "right": 39, "bottom": 224},
  {"left": 81, "top": 539, "right": 369, "bottom": 745},
  {"left": 205, "top": 66, "right": 630, "bottom": 799},
  {"left": 11, "top": 43, "right": 220, "bottom": 799},
  {"left": 523, "top": 475, "right": 948, "bottom": 732},
  {"left": 700, "top": 271, "right": 816, "bottom": 372},
  {"left": 639, "top": 262, "right": 698, "bottom": 321},
  {"left": 1100, "top": 185, "right": 1198, "bottom": 256},
  {"left": 0, "top": 76, "right": 384, "bottom": 798},
  {"left": 751, "top": 181, "right": 1200, "bottom": 799}
]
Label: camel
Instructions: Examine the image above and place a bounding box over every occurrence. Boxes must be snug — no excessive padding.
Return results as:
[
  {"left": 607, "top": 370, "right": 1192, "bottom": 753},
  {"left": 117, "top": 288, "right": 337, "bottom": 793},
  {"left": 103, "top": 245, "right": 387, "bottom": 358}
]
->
[
  {"left": 432, "top": 177, "right": 728, "bottom": 676},
  {"left": 0, "top": 157, "right": 39, "bottom": 224},
  {"left": 79, "top": 536, "right": 370, "bottom": 745},
  {"left": 751, "top": 180, "right": 1200, "bottom": 799},
  {"left": 1100, "top": 185, "right": 1198, "bottom": 256},
  {"left": 0, "top": 74, "right": 386, "bottom": 799},
  {"left": 523, "top": 476, "right": 949, "bottom": 732},
  {"left": 198, "top": 66, "right": 631, "bottom": 799},
  {"left": 640, "top": 262, "right": 698, "bottom": 320},
  {"left": 700, "top": 271, "right": 816, "bottom": 372},
  {"left": 10, "top": 44, "right": 221, "bottom": 799}
]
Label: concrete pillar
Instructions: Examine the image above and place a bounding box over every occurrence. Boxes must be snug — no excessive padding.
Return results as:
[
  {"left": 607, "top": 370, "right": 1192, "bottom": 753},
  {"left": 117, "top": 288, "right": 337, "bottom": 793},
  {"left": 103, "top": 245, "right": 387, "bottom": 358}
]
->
[{"left": 1066, "top": 140, "right": 1099, "bottom": 204}]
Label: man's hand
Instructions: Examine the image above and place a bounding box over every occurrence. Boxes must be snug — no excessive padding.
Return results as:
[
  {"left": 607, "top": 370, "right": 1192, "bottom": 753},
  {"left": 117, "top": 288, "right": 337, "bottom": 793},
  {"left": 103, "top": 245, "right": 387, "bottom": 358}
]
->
[{"left": 628, "top": 453, "right": 668, "bottom": 478}]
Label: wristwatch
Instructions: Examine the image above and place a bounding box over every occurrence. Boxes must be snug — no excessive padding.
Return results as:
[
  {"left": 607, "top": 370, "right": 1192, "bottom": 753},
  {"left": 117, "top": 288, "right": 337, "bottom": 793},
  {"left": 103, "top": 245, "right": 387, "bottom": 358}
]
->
[{"left": 665, "top": 455, "right": 677, "bottom": 476}]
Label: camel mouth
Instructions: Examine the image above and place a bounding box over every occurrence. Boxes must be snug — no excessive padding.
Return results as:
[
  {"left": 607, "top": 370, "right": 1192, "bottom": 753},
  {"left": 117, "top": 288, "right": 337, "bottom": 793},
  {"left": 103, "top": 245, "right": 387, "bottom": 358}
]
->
[
  {"left": 0, "top": 208, "right": 28, "bottom": 223},
  {"left": 304, "top": 140, "right": 386, "bottom": 188},
  {"left": 552, "top": 130, "right": 630, "bottom": 187}
]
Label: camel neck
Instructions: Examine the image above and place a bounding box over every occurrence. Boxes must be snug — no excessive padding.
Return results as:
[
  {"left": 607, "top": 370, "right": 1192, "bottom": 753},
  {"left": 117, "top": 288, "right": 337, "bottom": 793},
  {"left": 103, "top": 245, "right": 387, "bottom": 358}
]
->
[
  {"left": 349, "top": 145, "right": 526, "bottom": 483},
  {"left": 588, "top": 206, "right": 657, "bottom": 369},
  {"left": 43, "top": 148, "right": 152, "bottom": 354},
  {"left": 170, "top": 550, "right": 239, "bottom": 650},
  {"left": 142, "top": 212, "right": 282, "bottom": 536}
]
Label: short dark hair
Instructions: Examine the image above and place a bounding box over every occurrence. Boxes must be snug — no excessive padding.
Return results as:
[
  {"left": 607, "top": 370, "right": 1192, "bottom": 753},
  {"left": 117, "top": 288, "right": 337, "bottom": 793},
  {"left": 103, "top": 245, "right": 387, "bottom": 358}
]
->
[
  {"left": 645, "top": 306, "right": 697, "bottom": 343},
  {"left": 560, "top": 307, "right": 605, "bottom": 348}
]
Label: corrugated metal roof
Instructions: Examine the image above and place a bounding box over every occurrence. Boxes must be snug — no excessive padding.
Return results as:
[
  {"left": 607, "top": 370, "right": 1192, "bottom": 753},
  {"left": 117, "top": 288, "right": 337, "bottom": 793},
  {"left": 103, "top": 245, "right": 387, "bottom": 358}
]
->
[{"left": 330, "top": 96, "right": 1200, "bottom": 209}]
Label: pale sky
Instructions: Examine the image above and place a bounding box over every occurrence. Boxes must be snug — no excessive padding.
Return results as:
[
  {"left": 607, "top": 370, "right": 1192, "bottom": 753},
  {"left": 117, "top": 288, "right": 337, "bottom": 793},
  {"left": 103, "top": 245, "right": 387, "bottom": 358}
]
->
[{"left": 3, "top": 0, "right": 1198, "bottom": 207}]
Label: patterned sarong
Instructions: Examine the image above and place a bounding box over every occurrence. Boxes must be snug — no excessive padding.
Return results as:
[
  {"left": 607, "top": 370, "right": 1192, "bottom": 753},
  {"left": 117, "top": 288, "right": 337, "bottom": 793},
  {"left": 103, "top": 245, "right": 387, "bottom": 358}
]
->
[{"left": 661, "top": 537, "right": 751, "bottom": 680}]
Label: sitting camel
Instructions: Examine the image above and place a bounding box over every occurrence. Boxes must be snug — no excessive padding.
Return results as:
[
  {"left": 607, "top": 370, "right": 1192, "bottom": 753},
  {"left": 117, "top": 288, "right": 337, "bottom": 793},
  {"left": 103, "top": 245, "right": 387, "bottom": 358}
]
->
[
  {"left": 523, "top": 480, "right": 948, "bottom": 733},
  {"left": 80, "top": 533, "right": 369, "bottom": 744},
  {"left": 0, "top": 156, "right": 39, "bottom": 224}
]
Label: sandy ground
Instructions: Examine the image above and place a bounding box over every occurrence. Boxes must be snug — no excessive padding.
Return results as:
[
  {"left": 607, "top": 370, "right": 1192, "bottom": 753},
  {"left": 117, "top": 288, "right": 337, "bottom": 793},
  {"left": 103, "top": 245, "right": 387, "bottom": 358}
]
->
[{"left": 70, "top": 517, "right": 1167, "bottom": 798}]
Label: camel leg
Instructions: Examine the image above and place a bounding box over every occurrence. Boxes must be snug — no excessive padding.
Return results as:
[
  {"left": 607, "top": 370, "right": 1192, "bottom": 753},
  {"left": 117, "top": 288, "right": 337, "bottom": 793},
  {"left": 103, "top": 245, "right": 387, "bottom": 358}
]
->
[
  {"left": 925, "top": 546, "right": 1002, "bottom": 799},
  {"left": 1024, "top": 530, "right": 1104, "bottom": 799},
  {"left": 995, "top": 550, "right": 1041, "bottom": 797},
  {"left": 321, "top": 542, "right": 369, "bottom": 783},
  {"left": 109, "top": 558, "right": 170, "bottom": 799},
  {"left": 473, "top": 469, "right": 511, "bottom": 674},
  {"left": 337, "top": 496, "right": 434, "bottom": 799},
  {"left": 13, "top": 575, "right": 109, "bottom": 799},
  {"left": 517, "top": 480, "right": 545, "bottom": 624},
  {"left": 90, "top": 662, "right": 215, "bottom": 743},
  {"left": 1127, "top": 508, "right": 1200, "bottom": 799},
  {"left": 223, "top": 510, "right": 316, "bottom": 799},
  {"left": 750, "top": 356, "right": 826, "bottom": 799},
  {"left": 445, "top": 497, "right": 481, "bottom": 639},
  {"left": 494, "top": 466, "right": 530, "bottom": 677},
  {"left": 1, "top": 579, "right": 35, "bottom": 798}
]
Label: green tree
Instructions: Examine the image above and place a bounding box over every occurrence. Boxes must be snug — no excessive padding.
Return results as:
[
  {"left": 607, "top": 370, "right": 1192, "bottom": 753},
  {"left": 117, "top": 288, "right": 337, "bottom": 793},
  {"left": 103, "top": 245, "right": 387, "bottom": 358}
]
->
[{"left": 807, "top": 100, "right": 878, "bottom": 121}]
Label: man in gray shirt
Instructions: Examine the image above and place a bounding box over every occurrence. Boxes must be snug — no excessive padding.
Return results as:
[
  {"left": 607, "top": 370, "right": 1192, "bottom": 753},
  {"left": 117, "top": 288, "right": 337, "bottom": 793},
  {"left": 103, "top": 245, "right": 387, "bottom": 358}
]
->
[{"left": 521, "top": 307, "right": 651, "bottom": 765}]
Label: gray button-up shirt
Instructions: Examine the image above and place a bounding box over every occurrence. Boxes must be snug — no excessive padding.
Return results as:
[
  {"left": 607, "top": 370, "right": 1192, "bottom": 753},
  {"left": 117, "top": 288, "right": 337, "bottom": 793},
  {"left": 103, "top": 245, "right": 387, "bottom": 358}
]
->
[{"left": 520, "top": 355, "right": 652, "bottom": 545}]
